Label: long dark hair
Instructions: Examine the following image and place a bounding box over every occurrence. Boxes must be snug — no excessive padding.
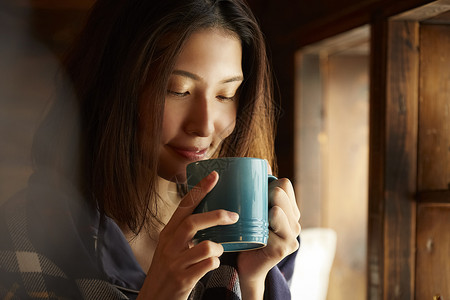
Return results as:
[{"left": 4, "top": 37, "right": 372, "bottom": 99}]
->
[{"left": 32, "top": 0, "right": 278, "bottom": 234}]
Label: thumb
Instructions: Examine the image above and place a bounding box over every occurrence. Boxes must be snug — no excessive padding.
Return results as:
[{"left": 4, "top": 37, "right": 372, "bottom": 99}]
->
[
  {"left": 180, "top": 171, "right": 218, "bottom": 208},
  {"left": 165, "top": 171, "right": 219, "bottom": 231}
]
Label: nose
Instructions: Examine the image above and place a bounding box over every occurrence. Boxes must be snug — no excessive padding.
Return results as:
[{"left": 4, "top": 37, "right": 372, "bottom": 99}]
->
[{"left": 184, "top": 95, "right": 215, "bottom": 137}]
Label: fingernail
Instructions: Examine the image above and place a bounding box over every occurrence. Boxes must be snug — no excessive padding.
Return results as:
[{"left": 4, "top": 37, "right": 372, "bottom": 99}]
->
[{"left": 228, "top": 212, "right": 239, "bottom": 222}]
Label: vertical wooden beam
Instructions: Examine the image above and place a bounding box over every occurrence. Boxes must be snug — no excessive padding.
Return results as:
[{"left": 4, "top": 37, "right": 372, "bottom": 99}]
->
[
  {"left": 368, "top": 18, "right": 419, "bottom": 300},
  {"left": 418, "top": 24, "right": 450, "bottom": 191},
  {"left": 368, "top": 16, "right": 388, "bottom": 300},
  {"left": 415, "top": 22, "right": 450, "bottom": 300},
  {"left": 384, "top": 20, "right": 418, "bottom": 300}
]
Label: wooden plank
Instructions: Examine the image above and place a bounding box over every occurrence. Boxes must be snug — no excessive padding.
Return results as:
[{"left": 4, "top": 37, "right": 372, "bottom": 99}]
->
[
  {"left": 392, "top": 0, "right": 450, "bottom": 21},
  {"left": 260, "top": 0, "right": 434, "bottom": 49},
  {"left": 425, "top": 10, "right": 450, "bottom": 24},
  {"left": 369, "top": 19, "right": 420, "bottom": 300},
  {"left": 368, "top": 17, "right": 388, "bottom": 300},
  {"left": 383, "top": 20, "right": 420, "bottom": 299},
  {"left": 415, "top": 204, "right": 450, "bottom": 299},
  {"left": 418, "top": 24, "right": 450, "bottom": 191},
  {"left": 299, "top": 26, "right": 370, "bottom": 55}
]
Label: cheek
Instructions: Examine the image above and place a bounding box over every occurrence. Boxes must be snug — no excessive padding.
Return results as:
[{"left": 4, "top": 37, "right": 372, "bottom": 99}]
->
[
  {"left": 216, "top": 106, "right": 237, "bottom": 139},
  {"left": 160, "top": 126, "right": 173, "bottom": 148}
]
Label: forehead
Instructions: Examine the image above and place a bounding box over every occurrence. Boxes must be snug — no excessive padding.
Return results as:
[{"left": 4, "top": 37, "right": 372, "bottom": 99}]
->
[{"left": 173, "top": 28, "right": 243, "bottom": 77}]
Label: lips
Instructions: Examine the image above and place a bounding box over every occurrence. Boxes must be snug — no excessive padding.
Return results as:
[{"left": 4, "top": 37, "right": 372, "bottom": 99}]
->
[{"left": 168, "top": 145, "right": 209, "bottom": 161}]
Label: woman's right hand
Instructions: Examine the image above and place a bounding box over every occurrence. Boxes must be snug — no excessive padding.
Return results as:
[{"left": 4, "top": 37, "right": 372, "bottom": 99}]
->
[{"left": 137, "top": 171, "right": 239, "bottom": 300}]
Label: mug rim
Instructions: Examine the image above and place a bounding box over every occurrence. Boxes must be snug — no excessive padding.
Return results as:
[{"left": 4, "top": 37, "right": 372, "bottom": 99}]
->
[{"left": 187, "top": 156, "right": 265, "bottom": 167}]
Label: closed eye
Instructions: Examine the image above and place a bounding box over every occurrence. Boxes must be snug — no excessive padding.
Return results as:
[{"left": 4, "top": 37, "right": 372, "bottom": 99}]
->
[
  {"left": 168, "top": 90, "right": 190, "bottom": 97},
  {"left": 217, "top": 95, "right": 236, "bottom": 102}
]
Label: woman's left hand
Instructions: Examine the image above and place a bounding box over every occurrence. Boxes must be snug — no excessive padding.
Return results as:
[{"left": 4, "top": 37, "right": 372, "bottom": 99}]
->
[{"left": 236, "top": 177, "right": 301, "bottom": 299}]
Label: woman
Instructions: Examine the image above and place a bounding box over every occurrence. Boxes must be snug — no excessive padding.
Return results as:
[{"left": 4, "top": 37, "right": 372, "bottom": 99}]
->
[{"left": 0, "top": 0, "right": 300, "bottom": 299}]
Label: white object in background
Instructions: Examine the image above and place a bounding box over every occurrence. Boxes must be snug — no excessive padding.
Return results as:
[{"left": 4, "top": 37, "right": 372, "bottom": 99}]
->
[{"left": 290, "top": 228, "right": 337, "bottom": 300}]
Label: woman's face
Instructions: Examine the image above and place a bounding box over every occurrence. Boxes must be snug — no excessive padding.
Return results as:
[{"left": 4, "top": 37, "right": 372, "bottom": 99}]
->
[{"left": 156, "top": 28, "right": 243, "bottom": 182}]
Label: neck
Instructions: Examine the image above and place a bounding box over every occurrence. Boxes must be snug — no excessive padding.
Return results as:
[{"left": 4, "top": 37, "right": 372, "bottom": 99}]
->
[
  {"left": 121, "top": 177, "right": 183, "bottom": 272},
  {"left": 157, "top": 176, "right": 182, "bottom": 211},
  {"left": 149, "top": 176, "right": 183, "bottom": 232},
  {"left": 121, "top": 176, "right": 181, "bottom": 237}
]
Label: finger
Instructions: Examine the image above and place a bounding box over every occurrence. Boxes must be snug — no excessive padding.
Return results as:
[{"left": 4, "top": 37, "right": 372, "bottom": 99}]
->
[
  {"left": 269, "top": 178, "right": 300, "bottom": 222},
  {"left": 266, "top": 228, "right": 300, "bottom": 259},
  {"left": 183, "top": 256, "right": 221, "bottom": 287},
  {"left": 269, "top": 190, "right": 299, "bottom": 235},
  {"left": 164, "top": 171, "right": 219, "bottom": 233},
  {"left": 176, "top": 240, "right": 224, "bottom": 270},
  {"left": 170, "top": 209, "right": 239, "bottom": 249},
  {"left": 166, "top": 253, "right": 221, "bottom": 294},
  {"left": 269, "top": 206, "right": 299, "bottom": 239},
  {"left": 270, "top": 186, "right": 300, "bottom": 232},
  {"left": 168, "top": 242, "right": 223, "bottom": 291},
  {"left": 269, "top": 178, "right": 296, "bottom": 208}
]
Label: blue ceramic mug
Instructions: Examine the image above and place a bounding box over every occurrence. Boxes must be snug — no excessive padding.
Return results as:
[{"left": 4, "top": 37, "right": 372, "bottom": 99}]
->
[{"left": 186, "top": 157, "right": 277, "bottom": 252}]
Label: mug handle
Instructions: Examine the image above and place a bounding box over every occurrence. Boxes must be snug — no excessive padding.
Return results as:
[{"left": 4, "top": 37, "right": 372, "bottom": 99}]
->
[{"left": 268, "top": 174, "right": 278, "bottom": 183}]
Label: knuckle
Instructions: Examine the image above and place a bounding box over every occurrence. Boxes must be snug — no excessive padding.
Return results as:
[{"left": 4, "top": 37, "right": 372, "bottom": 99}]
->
[
  {"left": 277, "top": 178, "right": 292, "bottom": 189},
  {"left": 205, "top": 257, "right": 220, "bottom": 270},
  {"left": 269, "top": 208, "right": 282, "bottom": 232},
  {"left": 272, "top": 186, "right": 286, "bottom": 199},
  {"left": 197, "top": 241, "right": 217, "bottom": 256},
  {"left": 215, "top": 209, "right": 229, "bottom": 219},
  {"left": 182, "top": 217, "right": 197, "bottom": 233},
  {"left": 271, "top": 205, "right": 283, "bottom": 218}
]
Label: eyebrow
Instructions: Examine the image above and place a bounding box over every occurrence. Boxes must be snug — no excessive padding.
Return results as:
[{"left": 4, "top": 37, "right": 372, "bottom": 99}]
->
[{"left": 172, "top": 69, "right": 244, "bottom": 84}]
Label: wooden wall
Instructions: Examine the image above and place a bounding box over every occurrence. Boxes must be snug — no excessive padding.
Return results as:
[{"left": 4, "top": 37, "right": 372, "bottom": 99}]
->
[
  {"left": 247, "top": 0, "right": 434, "bottom": 180},
  {"left": 247, "top": 1, "right": 449, "bottom": 299},
  {"left": 415, "top": 21, "right": 450, "bottom": 299}
]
